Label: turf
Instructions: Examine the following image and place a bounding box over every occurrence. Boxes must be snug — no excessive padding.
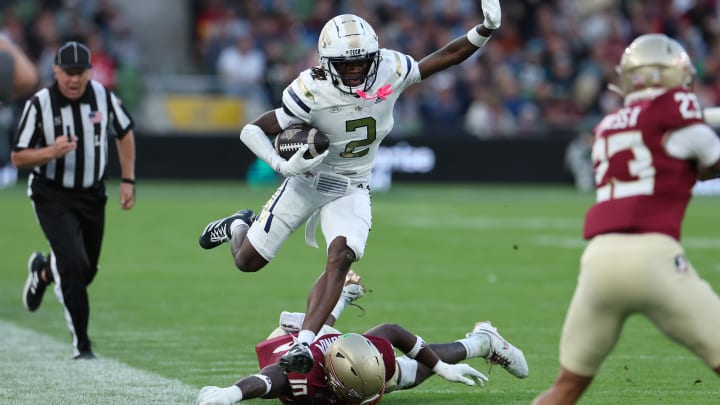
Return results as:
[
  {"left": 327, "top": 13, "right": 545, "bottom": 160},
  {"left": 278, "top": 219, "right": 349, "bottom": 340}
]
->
[{"left": 1, "top": 180, "right": 719, "bottom": 404}]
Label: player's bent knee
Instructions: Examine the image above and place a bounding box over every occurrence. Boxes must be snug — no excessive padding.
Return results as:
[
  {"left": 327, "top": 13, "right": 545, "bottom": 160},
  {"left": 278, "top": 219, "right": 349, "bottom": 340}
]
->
[
  {"left": 327, "top": 238, "right": 356, "bottom": 268},
  {"left": 234, "top": 253, "right": 267, "bottom": 272}
]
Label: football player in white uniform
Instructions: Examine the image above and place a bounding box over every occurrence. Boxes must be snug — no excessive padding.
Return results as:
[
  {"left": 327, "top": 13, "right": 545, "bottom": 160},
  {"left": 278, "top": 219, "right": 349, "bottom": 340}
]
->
[{"left": 199, "top": 0, "right": 502, "bottom": 374}]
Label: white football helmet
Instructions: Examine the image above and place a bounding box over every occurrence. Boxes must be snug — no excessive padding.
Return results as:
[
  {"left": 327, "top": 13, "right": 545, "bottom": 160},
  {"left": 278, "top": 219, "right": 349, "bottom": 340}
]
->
[
  {"left": 613, "top": 33, "right": 695, "bottom": 96},
  {"left": 324, "top": 333, "right": 385, "bottom": 404},
  {"left": 318, "top": 14, "right": 381, "bottom": 95}
]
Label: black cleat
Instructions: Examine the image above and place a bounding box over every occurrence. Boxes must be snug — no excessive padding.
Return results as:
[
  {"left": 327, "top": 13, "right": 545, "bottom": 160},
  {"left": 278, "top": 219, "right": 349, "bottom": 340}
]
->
[
  {"left": 279, "top": 342, "right": 314, "bottom": 374},
  {"left": 73, "top": 350, "right": 96, "bottom": 360},
  {"left": 22, "top": 252, "right": 49, "bottom": 312},
  {"left": 198, "top": 209, "right": 255, "bottom": 249}
]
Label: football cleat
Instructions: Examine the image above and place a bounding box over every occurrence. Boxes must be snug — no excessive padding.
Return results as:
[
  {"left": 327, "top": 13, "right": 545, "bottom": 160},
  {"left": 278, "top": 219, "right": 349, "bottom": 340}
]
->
[
  {"left": 22, "top": 252, "right": 49, "bottom": 312},
  {"left": 198, "top": 209, "right": 255, "bottom": 249},
  {"left": 279, "top": 342, "right": 314, "bottom": 374},
  {"left": 340, "top": 283, "right": 365, "bottom": 303},
  {"left": 73, "top": 350, "right": 96, "bottom": 360},
  {"left": 468, "top": 321, "right": 528, "bottom": 378},
  {"left": 279, "top": 311, "right": 305, "bottom": 334}
]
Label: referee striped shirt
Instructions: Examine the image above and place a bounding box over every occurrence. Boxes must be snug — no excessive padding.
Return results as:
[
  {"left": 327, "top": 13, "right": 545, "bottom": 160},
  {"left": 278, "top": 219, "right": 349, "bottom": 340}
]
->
[{"left": 14, "top": 80, "right": 134, "bottom": 190}]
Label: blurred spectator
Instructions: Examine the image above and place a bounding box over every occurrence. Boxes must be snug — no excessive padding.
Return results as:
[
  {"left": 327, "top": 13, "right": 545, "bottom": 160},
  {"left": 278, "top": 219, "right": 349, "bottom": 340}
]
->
[
  {"left": 7, "top": 0, "right": 720, "bottom": 139},
  {"left": 564, "top": 130, "right": 594, "bottom": 192},
  {"left": 216, "top": 27, "right": 269, "bottom": 117},
  {"left": 86, "top": 29, "right": 117, "bottom": 89},
  {"left": 3, "top": 0, "right": 141, "bottom": 118},
  {"left": 421, "top": 72, "right": 467, "bottom": 134},
  {"left": 464, "top": 84, "right": 518, "bottom": 138}
]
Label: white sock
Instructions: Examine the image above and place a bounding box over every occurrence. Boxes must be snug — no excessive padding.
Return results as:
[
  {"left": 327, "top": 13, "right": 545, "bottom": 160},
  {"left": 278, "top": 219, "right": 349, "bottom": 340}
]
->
[
  {"left": 330, "top": 295, "right": 350, "bottom": 320},
  {"left": 229, "top": 219, "right": 249, "bottom": 236},
  {"left": 297, "top": 330, "right": 316, "bottom": 345},
  {"left": 456, "top": 334, "right": 489, "bottom": 359}
]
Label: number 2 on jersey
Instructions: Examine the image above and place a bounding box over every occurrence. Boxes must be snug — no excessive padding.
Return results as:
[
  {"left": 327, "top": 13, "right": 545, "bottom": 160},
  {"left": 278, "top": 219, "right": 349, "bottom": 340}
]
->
[{"left": 340, "top": 117, "right": 377, "bottom": 158}]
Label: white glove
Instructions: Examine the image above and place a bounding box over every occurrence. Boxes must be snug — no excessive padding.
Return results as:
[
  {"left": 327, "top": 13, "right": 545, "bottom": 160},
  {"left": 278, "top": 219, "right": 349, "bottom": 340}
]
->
[
  {"left": 432, "top": 361, "right": 489, "bottom": 387},
  {"left": 196, "top": 385, "right": 242, "bottom": 405},
  {"left": 277, "top": 145, "right": 329, "bottom": 177},
  {"left": 481, "top": 0, "right": 501, "bottom": 29}
]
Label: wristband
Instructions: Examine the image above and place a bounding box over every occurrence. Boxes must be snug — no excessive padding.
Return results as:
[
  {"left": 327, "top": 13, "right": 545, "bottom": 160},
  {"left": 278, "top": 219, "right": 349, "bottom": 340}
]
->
[
  {"left": 121, "top": 178, "right": 136, "bottom": 185},
  {"left": 466, "top": 26, "right": 489, "bottom": 48}
]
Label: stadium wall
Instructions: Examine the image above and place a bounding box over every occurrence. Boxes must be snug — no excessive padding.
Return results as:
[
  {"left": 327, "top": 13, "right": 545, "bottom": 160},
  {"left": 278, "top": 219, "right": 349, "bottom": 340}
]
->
[{"left": 108, "top": 133, "right": 575, "bottom": 184}]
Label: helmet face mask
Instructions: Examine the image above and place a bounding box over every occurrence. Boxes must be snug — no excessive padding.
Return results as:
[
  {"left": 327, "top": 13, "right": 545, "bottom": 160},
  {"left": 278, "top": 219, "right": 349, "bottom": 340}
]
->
[
  {"left": 324, "top": 333, "right": 385, "bottom": 404},
  {"left": 614, "top": 33, "right": 696, "bottom": 96},
  {"left": 318, "top": 14, "right": 381, "bottom": 95}
]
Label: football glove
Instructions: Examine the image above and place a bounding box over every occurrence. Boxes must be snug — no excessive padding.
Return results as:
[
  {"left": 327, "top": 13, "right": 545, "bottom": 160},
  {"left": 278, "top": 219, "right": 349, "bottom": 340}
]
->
[
  {"left": 481, "top": 0, "right": 501, "bottom": 30},
  {"left": 433, "top": 361, "right": 489, "bottom": 387},
  {"left": 277, "top": 145, "right": 328, "bottom": 177}
]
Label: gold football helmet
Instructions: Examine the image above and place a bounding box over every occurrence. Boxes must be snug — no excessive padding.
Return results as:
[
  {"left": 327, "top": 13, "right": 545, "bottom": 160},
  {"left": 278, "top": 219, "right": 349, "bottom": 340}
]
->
[
  {"left": 324, "top": 333, "right": 385, "bottom": 404},
  {"left": 613, "top": 33, "right": 695, "bottom": 96}
]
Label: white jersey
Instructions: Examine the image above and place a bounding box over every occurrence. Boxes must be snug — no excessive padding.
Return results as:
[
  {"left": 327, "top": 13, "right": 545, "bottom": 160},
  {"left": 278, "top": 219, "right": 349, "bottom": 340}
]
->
[{"left": 279, "top": 48, "right": 422, "bottom": 183}]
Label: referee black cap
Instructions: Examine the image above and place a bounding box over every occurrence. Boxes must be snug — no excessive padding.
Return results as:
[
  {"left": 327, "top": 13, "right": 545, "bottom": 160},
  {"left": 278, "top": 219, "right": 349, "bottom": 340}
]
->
[{"left": 55, "top": 41, "right": 92, "bottom": 69}]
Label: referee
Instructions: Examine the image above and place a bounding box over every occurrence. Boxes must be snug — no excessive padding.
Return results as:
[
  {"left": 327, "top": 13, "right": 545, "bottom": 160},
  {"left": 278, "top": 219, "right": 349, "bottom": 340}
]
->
[{"left": 11, "top": 41, "right": 136, "bottom": 359}]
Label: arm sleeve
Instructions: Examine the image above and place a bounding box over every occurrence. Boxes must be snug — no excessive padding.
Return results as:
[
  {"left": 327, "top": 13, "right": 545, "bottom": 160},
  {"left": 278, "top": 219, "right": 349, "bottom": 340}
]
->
[
  {"left": 108, "top": 90, "right": 134, "bottom": 138},
  {"left": 665, "top": 123, "right": 720, "bottom": 167},
  {"left": 14, "top": 98, "right": 40, "bottom": 150}
]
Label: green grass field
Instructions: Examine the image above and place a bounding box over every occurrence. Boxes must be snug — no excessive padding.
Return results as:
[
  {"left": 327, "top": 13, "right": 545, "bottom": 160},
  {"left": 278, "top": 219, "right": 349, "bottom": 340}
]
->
[{"left": 1, "top": 180, "right": 719, "bottom": 404}]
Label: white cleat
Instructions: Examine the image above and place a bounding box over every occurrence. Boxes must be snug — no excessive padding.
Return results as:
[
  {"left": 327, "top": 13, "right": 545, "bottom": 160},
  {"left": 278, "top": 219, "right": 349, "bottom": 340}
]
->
[{"left": 468, "top": 321, "right": 529, "bottom": 378}]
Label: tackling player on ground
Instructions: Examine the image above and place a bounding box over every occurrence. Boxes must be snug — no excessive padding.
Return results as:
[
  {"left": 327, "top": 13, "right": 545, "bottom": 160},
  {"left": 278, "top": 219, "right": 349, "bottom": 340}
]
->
[
  {"left": 198, "top": 0, "right": 503, "bottom": 373},
  {"left": 533, "top": 33, "right": 720, "bottom": 404},
  {"left": 196, "top": 271, "right": 528, "bottom": 405}
]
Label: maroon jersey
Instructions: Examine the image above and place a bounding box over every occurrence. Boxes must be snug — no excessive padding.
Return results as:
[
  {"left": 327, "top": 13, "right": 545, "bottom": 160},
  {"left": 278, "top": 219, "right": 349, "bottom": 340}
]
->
[
  {"left": 255, "top": 333, "right": 397, "bottom": 404},
  {"left": 584, "top": 88, "right": 703, "bottom": 240}
]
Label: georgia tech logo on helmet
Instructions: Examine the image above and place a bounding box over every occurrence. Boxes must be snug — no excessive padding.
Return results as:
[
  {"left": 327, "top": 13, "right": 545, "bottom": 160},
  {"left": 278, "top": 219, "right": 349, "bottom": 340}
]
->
[{"left": 319, "top": 31, "right": 332, "bottom": 48}]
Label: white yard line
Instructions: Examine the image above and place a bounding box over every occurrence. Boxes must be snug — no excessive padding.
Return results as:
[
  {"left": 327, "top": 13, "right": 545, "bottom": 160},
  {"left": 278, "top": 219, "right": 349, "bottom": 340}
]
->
[
  {"left": 401, "top": 216, "right": 581, "bottom": 230},
  {"left": 0, "top": 320, "right": 198, "bottom": 405}
]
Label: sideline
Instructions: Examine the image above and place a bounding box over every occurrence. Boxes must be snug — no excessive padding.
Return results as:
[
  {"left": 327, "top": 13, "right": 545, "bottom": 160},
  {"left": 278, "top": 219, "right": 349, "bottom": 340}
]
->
[{"left": 0, "top": 320, "right": 197, "bottom": 404}]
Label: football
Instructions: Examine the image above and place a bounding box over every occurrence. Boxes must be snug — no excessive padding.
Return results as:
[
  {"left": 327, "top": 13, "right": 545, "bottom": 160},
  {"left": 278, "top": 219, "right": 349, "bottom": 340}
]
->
[{"left": 274, "top": 124, "right": 330, "bottom": 160}]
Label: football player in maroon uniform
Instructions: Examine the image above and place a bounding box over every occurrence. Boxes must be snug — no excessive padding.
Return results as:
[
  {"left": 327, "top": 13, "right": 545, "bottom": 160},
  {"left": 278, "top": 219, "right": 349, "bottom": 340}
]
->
[
  {"left": 196, "top": 273, "right": 528, "bottom": 405},
  {"left": 533, "top": 34, "right": 720, "bottom": 405}
]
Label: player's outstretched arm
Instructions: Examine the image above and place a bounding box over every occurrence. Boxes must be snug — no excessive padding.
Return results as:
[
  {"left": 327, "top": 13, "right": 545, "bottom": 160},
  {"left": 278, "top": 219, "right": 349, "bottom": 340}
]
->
[
  {"left": 196, "top": 365, "right": 288, "bottom": 404},
  {"left": 418, "top": 0, "right": 501, "bottom": 80}
]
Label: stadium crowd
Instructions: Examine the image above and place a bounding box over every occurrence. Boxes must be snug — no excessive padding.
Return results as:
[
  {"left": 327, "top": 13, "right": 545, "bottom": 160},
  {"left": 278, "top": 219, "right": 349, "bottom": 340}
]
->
[
  {"left": 2, "top": 0, "right": 720, "bottom": 139},
  {"left": 190, "top": 0, "right": 720, "bottom": 138},
  {"left": 0, "top": 0, "right": 142, "bottom": 111}
]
